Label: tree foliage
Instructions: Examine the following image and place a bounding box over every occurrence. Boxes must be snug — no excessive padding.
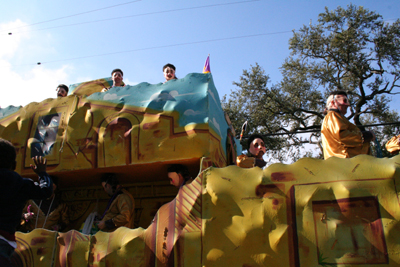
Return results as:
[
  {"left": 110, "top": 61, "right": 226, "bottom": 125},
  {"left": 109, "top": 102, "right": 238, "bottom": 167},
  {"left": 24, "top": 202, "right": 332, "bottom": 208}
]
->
[{"left": 222, "top": 4, "right": 400, "bottom": 163}]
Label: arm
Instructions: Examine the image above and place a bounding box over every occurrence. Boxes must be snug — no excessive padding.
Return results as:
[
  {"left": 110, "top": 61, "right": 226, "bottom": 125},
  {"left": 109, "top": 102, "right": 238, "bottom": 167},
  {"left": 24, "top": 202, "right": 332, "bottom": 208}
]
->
[
  {"left": 386, "top": 135, "right": 400, "bottom": 154},
  {"left": 362, "top": 131, "right": 375, "bottom": 143},
  {"left": 101, "top": 194, "right": 134, "bottom": 230},
  {"left": 236, "top": 154, "right": 255, "bottom": 168},
  {"left": 328, "top": 112, "right": 364, "bottom": 147},
  {"left": 50, "top": 203, "right": 69, "bottom": 231},
  {"left": 112, "top": 194, "right": 134, "bottom": 227},
  {"left": 24, "top": 156, "right": 53, "bottom": 199}
]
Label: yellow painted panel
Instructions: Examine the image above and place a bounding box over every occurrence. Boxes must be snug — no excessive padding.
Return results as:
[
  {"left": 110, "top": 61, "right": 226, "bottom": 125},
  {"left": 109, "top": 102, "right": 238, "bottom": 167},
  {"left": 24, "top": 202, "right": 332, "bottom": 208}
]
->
[{"left": 12, "top": 155, "right": 400, "bottom": 266}]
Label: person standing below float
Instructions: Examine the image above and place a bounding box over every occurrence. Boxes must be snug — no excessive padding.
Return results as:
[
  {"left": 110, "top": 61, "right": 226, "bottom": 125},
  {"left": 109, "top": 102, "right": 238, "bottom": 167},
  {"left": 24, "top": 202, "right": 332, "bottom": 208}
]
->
[
  {"left": 0, "top": 138, "right": 53, "bottom": 267},
  {"left": 321, "top": 90, "right": 375, "bottom": 159}
]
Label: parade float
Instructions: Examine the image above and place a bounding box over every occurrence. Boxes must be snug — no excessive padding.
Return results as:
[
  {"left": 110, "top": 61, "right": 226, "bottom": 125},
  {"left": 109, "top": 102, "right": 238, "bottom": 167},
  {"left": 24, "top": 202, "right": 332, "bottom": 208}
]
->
[{"left": 1, "top": 73, "right": 400, "bottom": 266}]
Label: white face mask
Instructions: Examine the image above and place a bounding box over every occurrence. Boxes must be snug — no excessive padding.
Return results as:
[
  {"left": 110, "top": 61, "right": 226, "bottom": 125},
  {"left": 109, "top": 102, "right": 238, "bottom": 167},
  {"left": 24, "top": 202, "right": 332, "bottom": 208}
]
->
[
  {"left": 249, "top": 138, "right": 266, "bottom": 158},
  {"left": 164, "top": 67, "right": 176, "bottom": 81}
]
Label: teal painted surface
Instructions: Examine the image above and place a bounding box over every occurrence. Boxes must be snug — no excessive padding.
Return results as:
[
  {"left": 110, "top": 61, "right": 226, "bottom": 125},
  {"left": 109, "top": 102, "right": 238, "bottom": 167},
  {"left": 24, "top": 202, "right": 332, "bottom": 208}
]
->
[
  {"left": 85, "top": 73, "right": 210, "bottom": 126},
  {"left": 81, "top": 73, "right": 242, "bottom": 156},
  {"left": 0, "top": 105, "right": 22, "bottom": 120},
  {"left": 2, "top": 73, "right": 242, "bottom": 157}
]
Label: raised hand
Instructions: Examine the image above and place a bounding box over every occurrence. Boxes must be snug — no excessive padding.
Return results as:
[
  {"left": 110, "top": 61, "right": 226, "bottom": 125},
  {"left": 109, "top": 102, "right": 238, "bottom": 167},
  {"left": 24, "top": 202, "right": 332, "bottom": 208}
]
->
[{"left": 30, "top": 156, "right": 47, "bottom": 174}]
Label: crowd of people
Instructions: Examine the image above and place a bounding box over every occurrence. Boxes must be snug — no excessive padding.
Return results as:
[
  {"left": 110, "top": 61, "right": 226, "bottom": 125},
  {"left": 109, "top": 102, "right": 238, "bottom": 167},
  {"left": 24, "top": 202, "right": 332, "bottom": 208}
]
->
[{"left": 0, "top": 141, "right": 53, "bottom": 266}]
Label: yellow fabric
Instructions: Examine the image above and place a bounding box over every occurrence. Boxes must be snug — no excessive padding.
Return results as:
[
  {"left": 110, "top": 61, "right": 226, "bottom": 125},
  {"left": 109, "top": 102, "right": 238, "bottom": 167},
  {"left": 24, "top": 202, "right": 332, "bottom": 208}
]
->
[
  {"left": 21, "top": 199, "right": 69, "bottom": 231},
  {"left": 100, "top": 188, "right": 135, "bottom": 232},
  {"left": 321, "top": 110, "right": 370, "bottom": 159},
  {"left": 386, "top": 135, "right": 400, "bottom": 154}
]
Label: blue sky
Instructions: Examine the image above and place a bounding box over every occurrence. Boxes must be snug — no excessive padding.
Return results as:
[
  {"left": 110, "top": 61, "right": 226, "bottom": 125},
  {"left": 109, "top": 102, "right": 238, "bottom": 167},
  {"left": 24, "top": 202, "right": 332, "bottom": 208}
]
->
[{"left": 1, "top": 0, "right": 399, "bottom": 109}]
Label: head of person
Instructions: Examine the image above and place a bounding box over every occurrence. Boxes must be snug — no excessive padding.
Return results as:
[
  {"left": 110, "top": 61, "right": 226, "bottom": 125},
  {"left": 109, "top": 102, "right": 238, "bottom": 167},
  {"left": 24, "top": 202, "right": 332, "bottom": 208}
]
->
[
  {"left": 167, "top": 164, "right": 190, "bottom": 188},
  {"left": 0, "top": 138, "right": 16, "bottom": 170},
  {"left": 326, "top": 90, "right": 350, "bottom": 115},
  {"left": 163, "top": 63, "right": 177, "bottom": 82},
  {"left": 111, "top": 69, "right": 123, "bottom": 87},
  {"left": 247, "top": 134, "right": 266, "bottom": 159},
  {"left": 57, "top": 84, "right": 69, "bottom": 97},
  {"left": 101, "top": 173, "right": 120, "bottom": 196}
]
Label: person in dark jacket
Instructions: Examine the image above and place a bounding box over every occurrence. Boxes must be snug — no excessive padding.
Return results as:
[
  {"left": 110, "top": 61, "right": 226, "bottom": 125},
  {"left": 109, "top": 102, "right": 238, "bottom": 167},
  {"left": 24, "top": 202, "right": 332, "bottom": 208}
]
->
[{"left": 0, "top": 138, "right": 53, "bottom": 266}]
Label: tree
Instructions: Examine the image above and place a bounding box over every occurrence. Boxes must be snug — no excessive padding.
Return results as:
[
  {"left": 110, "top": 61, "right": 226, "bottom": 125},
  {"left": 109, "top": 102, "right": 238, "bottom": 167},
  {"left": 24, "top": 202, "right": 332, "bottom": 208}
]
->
[{"left": 222, "top": 5, "right": 400, "bottom": 163}]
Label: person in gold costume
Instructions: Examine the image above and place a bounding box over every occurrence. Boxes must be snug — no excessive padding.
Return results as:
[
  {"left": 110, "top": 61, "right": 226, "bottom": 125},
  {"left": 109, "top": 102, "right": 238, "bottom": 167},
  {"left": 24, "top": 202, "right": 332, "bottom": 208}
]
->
[
  {"left": 321, "top": 91, "right": 375, "bottom": 159},
  {"left": 97, "top": 174, "right": 135, "bottom": 232},
  {"left": 385, "top": 135, "right": 400, "bottom": 155}
]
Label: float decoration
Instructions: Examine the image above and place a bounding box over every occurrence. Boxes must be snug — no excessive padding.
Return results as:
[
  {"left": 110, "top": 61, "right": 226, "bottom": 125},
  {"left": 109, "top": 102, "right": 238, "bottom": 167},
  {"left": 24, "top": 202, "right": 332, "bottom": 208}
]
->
[{"left": 11, "top": 155, "right": 400, "bottom": 266}]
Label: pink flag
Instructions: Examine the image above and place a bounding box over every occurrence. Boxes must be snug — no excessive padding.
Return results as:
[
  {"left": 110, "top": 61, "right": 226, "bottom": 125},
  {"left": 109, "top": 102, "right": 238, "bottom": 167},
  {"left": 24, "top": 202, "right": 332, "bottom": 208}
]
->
[{"left": 203, "top": 55, "right": 211, "bottom": 73}]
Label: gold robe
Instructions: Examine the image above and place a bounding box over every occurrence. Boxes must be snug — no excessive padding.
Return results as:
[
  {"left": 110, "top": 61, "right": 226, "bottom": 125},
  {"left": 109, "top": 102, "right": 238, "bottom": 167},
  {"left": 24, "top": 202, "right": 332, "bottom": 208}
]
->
[
  {"left": 385, "top": 135, "right": 400, "bottom": 154},
  {"left": 321, "top": 110, "right": 370, "bottom": 159},
  {"left": 100, "top": 188, "right": 135, "bottom": 232}
]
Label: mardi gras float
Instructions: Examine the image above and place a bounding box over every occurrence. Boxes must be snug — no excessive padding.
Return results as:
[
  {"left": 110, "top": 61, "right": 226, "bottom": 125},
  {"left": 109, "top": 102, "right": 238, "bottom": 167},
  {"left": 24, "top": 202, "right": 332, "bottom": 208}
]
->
[{"left": 1, "top": 73, "right": 400, "bottom": 266}]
